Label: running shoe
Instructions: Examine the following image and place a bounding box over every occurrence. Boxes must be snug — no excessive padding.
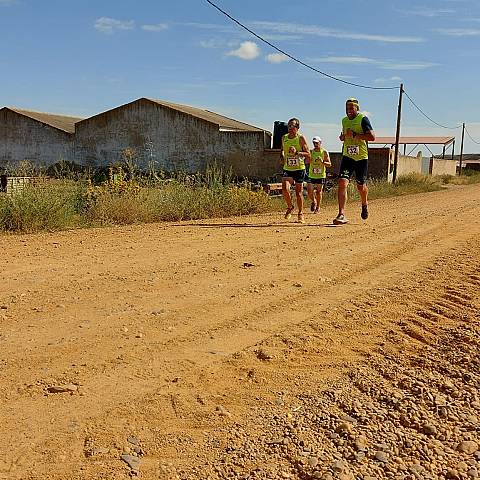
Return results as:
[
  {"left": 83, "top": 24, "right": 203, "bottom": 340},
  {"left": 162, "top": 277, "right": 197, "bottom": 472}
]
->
[
  {"left": 333, "top": 213, "right": 348, "bottom": 225},
  {"left": 361, "top": 204, "right": 369, "bottom": 220},
  {"left": 284, "top": 207, "right": 294, "bottom": 220},
  {"left": 298, "top": 213, "right": 305, "bottom": 224}
]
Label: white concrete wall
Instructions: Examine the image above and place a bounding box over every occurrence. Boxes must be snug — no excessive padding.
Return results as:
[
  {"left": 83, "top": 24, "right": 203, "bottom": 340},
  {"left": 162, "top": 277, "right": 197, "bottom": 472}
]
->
[
  {"left": 387, "top": 150, "right": 422, "bottom": 181},
  {"left": 431, "top": 158, "right": 457, "bottom": 176},
  {"left": 0, "top": 109, "right": 74, "bottom": 169}
]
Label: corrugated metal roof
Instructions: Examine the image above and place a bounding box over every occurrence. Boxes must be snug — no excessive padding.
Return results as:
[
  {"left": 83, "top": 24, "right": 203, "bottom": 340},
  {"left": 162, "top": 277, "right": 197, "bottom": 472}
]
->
[
  {"left": 3, "top": 107, "right": 83, "bottom": 134},
  {"left": 146, "top": 98, "right": 266, "bottom": 132},
  {"left": 371, "top": 136, "right": 455, "bottom": 145}
]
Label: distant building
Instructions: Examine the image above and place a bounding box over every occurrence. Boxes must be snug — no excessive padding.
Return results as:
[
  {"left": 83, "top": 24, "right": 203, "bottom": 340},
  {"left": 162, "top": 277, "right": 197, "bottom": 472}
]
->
[
  {"left": 0, "top": 98, "right": 276, "bottom": 179},
  {"left": 74, "top": 98, "right": 273, "bottom": 179},
  {"left": 0, "top": 107, "right": 82, "bottom": 169}
]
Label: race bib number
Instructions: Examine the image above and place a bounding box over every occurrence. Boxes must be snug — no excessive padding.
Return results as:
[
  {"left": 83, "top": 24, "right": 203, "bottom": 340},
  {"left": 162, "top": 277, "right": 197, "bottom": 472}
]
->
[
  {"left": 347, "top": 145, "right": 360, "bottom": 156},
  {"left": 313, "top": 167, "right": 323, "bottom": 174},
  {"left": 287, "top": 157, "right": 300, "bottom": 167}
]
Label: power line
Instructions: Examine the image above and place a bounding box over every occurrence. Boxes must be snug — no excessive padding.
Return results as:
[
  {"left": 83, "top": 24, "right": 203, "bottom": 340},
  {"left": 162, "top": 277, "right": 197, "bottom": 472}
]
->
[
  {"left": 465, "top": 125, "right": 480, "bottom": 145},
  {"left": 403, "top": 90, "right": 461, "bottom": 130},
  {"left": 205, "top": 0, "right": 399, "bottom": 91}
]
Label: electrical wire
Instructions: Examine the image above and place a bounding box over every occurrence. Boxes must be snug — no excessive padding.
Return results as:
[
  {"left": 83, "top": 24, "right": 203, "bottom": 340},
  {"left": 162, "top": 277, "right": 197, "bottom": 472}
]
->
[
  {"left": 206, "top": 0, "right": 478, "bottom": 144},
  {"left": 403, "top": 90, "right": 461, "bottom": 130},
  {"left": 205, "top": 0, "right": 399, "bottom": 91},
  {"left": 465, "top": 125, "right": 480, "bottom": 145}
]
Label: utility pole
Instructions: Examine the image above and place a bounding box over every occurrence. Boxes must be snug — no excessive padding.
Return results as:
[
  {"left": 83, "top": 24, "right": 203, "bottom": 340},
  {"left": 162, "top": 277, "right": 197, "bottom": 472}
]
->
[
  {"left": 459, "top": 122, "right": 465, "bottom": 175},
  {"left": 393, "top": 83, "right": 404, "bottom": 183}
]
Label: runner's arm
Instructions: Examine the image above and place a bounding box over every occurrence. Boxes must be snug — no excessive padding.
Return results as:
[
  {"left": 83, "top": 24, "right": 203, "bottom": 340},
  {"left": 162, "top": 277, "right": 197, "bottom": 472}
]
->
[
  {"left": 299, "top": 135, "right": 311, "bottom": 161},
  {"left": 353, "top": 116, "right": 375, "bottom": 142},
  {"left": 323, "top": 150, "right": 332, "bottom": 167},
  {"left": 280, "top": 137, "right": 285, "bottom": 167}
]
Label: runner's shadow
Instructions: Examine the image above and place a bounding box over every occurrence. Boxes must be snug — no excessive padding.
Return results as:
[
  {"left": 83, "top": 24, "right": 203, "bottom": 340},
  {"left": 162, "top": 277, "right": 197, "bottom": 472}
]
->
[{"left": 172, "top": 222, "right": 340, "bottom": 228}]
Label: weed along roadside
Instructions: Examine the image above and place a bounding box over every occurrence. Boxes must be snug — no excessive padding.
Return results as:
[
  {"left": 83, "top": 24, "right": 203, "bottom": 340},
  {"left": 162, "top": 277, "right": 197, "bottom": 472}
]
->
[{"left": 0, "top": 165, "right": 479, "bottom": 233}]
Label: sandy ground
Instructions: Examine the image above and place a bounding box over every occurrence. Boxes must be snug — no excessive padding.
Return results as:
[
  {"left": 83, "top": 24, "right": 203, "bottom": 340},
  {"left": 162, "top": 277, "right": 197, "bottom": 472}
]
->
[{"left": 0, "top": 184, "right": 479, "bottom": 479}]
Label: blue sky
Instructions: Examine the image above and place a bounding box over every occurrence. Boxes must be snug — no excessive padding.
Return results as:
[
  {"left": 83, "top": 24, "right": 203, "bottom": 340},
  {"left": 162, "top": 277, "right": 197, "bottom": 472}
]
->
[{"left": 1, "top": 0, "right": 479, "bottom": 154}]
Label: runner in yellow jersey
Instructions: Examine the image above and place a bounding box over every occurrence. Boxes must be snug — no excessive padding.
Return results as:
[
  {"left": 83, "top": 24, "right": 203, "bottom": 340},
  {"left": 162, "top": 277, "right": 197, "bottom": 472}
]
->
[
  {"left": 281, "top": 117, "right": 310, "bottom": 224},
  {"left": 334, "top": 98, "right": 376, "bottom": 225},
  {"left": 307, "top": 136, "right": 331, "bottom": 214}
]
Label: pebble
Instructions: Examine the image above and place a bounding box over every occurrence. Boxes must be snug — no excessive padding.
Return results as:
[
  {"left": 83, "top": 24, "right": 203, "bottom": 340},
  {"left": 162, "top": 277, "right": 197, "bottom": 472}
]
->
[
  {"left": 121, "top": 454, "right": 140, "bottom": 473},
  {"left": 46, "top": 384, "right": 78, "bottom": 394},
  {"left": 332, "top": 459, "right": 346, "bottom": 472},
  {"left": 458, "top": 441, "right": 479, "bottom": 454},
  {"left": 354, "top": 435, "right": 368, "bottom": 451},
  {"left": 216, "top": 405, "right": 232, "bottom": 417},
  {"left": 375, "top": 450, "right": 388, "bottom": 463},
  {"left": 422, "top": 423, "right": 437, "bottom": 436},
  {"left": 468, "top": 468, "right": 479, "bottom": 478},
  {"left": 336, "top": 422, "right": 353, "bottom": 435}
]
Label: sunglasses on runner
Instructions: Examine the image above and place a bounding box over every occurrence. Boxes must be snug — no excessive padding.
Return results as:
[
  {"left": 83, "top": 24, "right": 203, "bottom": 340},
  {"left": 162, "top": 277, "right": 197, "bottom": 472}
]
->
[{"left": 288, "top": 123, "right": 299, "bottom": 129}]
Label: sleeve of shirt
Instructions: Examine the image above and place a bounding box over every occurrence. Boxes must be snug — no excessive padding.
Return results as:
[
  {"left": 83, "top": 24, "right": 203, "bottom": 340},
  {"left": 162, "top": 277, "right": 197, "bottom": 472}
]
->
[{"left": 361, "top": 116, "right": 373, "bottom": 133}]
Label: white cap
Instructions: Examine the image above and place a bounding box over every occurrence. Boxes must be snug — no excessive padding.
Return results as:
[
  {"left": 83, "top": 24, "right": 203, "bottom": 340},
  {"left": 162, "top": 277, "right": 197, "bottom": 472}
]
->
[{"left": 312, "top": 136, "right": 322, "bottom": 143}]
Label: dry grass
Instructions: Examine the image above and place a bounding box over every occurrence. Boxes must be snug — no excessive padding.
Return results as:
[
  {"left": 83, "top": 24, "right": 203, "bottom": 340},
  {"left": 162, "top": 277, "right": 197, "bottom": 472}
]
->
[{"left": 0, "top": 169, "right": 479, "bottom": 233}]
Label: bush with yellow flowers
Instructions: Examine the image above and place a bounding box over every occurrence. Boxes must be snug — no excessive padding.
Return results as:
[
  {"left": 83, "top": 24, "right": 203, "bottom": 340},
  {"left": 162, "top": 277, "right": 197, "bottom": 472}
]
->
[{"left": 84, "top": 166, "right": 140, "bottom": 208}]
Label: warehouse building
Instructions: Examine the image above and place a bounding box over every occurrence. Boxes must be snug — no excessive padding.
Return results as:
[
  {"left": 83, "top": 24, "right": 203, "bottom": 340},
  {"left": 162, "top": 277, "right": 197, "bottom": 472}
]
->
[
  {"left": 74, "top": 98, "right": 274, "bottom": 179},
  {"left": 0, "top": 107, "right": 83, "bottom": 169}
]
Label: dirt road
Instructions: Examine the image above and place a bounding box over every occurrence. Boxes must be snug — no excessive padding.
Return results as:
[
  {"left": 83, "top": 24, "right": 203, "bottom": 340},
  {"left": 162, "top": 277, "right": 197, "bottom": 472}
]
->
[{"left": 1, "top": 184, "right": 479, "bottom": 479}]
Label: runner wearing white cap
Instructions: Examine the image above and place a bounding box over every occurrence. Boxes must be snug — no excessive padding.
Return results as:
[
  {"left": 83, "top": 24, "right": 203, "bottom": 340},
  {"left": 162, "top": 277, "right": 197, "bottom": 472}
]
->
[{"left": 307, "top": 137, "right": 331, "bottom": 214}]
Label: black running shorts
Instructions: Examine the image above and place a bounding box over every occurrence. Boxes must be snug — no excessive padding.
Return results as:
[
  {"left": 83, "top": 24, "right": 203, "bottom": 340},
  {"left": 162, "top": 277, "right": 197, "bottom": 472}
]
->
[
  {"left": 282, "top": 169, "right": 306, "bottom": 184},
  {"left": 339, "top": 156, "right": 368, "bottom": 185}
]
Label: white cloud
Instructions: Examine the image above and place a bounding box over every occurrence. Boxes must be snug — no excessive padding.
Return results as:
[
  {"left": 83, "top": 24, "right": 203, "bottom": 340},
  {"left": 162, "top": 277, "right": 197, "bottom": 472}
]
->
[
  {"left": 94, "top": 17, "right": 135, "bottom": 34},
  {"left": 179, "top": 22, "right": 236, "bottom": 33},
  {"left": 227, "top": 41, "right": 260, "bottom": 60},
  {"left": 199, "top": 38, "right": 238, "bottom": 49},
  {"left": 251, "top": 21, "right": 424, "bottom": 43},
  {"left": 310, "top": 56, "right": 438, "bottom": 70},
  {"left": 200, "top": 39, "right": 221, "bottom": 48},
  {"left": 266, "top": 53, "right": 289, "bottom": 64},
  {"left": 396, "top": 7, "right": 455, "bottom": 17},
  {"left": 381, "top": 61, "right": 438, "bottom": 70},
  {"left": 314, "top": 56, "right": 375, "bottom": 64},
  {"left": 435, "top": 27, "right": 480, "bottom": 36},
  {"left": 216, "top": 81, "right": 247, "bottom": 86},
  {"left": 142, "top": 23, "right": 168, "bottom": 32},
  {"left": 262, "top": 34, "right": 303, "bottom": 41},
  {"left": 375, "top": 76, "right": 402, "bottom": 83}
]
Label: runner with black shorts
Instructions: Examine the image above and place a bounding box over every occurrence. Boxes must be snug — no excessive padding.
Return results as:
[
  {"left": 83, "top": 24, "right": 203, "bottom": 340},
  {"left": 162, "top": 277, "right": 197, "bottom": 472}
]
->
[
  {"left": 307, "top": 136, "right": 331, "bottom": 214},
  {"left": 281, "top": 118, "right": 310, "bottom": 224},
  {"left": 333, "top": 98, "right": 376, "bottom": 225}
]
